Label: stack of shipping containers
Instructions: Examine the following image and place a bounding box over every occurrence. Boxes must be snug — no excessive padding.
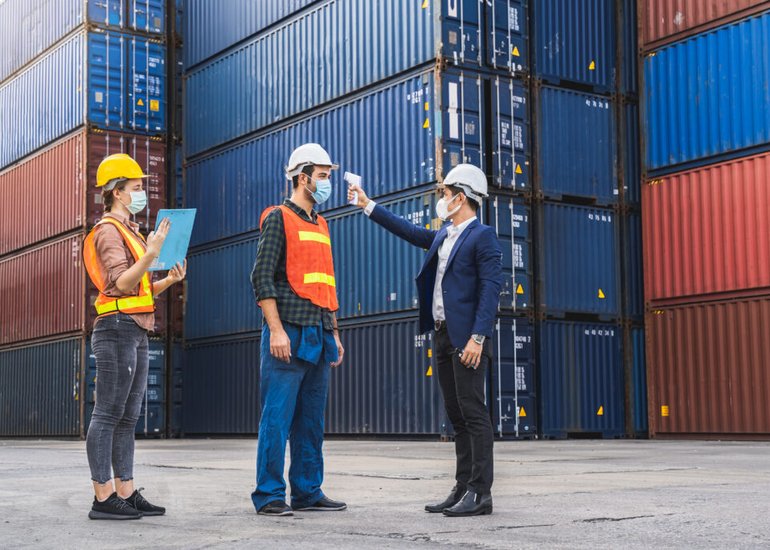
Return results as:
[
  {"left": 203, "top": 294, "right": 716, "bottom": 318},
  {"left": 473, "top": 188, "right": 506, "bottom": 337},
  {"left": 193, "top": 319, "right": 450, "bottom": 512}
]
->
[
  {"left": 0, "top": 0, "right": 170, "bottom": 437},
  {"left": 177, "top": 0, "right": 646, "bottom": 440},
  {"left": 641, "top": 1, "right": 770, "bottom": 439}
]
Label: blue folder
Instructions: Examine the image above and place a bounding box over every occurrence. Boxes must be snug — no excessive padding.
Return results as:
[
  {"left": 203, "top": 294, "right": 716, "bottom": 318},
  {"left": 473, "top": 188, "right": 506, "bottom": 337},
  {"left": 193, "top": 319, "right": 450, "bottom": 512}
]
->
[{"left": 149, "top": 209, "right": 197, "bottom": 271}]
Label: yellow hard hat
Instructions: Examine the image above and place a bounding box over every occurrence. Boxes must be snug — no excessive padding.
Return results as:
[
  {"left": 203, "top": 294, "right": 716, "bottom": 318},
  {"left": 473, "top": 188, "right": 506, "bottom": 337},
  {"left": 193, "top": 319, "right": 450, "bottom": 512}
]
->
[{"left": 96, "top": 153, "right": 149, "bottom": 188}]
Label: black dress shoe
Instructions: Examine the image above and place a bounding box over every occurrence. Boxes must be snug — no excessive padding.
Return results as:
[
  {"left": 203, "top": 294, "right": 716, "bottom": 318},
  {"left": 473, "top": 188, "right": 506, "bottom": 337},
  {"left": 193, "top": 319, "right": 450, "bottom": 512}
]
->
[
  {"left": 425, "top": 485, "right": 466, "bottom": 513},
  {"left": 442, "top": 491, "right": 493, "bottom": 517},
  {"left": 293, "top": 495, "right": 347, "bottom": 511}
]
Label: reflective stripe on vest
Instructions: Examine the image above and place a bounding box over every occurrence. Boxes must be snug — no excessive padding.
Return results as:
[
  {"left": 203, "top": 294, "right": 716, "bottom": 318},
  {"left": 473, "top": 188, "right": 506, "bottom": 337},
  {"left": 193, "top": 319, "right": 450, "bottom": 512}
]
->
[
  {"left": 259, "top": 205, "right": 339, "bottom": 311},
  {"left": 83, "top": 217, "right": 155, "bottom": 316}
]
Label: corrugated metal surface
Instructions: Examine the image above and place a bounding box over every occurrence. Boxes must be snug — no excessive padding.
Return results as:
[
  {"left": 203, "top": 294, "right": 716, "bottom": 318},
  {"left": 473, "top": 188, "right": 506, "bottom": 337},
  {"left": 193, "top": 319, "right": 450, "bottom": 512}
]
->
[
  {"left": 0, "top": 29, "right": 166, "bottom": 170},
  {"left": 646, "top": 298, "right": 770, "bottom": 437},
  {"left": 622, "top": 101, "right": 641, "bottom": 205},
  {"left": 630, "top": 327, "right": 648, "bottom": 434},
  {"left": 644, "top": 12, "right": 770, "bottom": 173},
  {"left": 540, "top": 203, "right": 620, "bottom": 318},
  {"left": 539, "top": 320, "right": 624, "bottom": 438},
  {"left": 0, "top": 234, "right": 85, "bottom": 345},
  {"left": 537, "top": 86, "right": 617, "bottom": 203},
  {"left": 0, "top": 337, "right": 82, "bottom": 436},
  {"left": 642, "top": 152, "right": 770, "bottom": 304},
  {"left": 327, "top": 315, "right": 444, "bottom": 435},
  {"left": 183, "top": 0, "right": 319, "bottom": 68},
  {"left": 486, "top": 194, "right": 532, "bottom": 311},
  {"left": 186, "top": 69, "right": 528, "bottom": 245},
  {"left": 641, "top": 0, "right": 770, "bottom": 48},
  {"left": 487, "top": 0, "right": 528, "bottom": 73},
  {"left": 0, "top": 129, "right": 166, "bottom": 256},
  {"left": 185, "top": 236, "right": 261, "bottom": 340},
  {"left": 127, "top": 0, "right": 166, "bottom": 34},
  {"left": 533, "top": 0, "right": 617, "bottom": 90},
  {"left": 623, "top": 211, "right": 644, "bottom": 320},
  {"left": 179, "top": 335, "right": 260, "bottom": 434},
  {"left": 490, "top": 316, "right": 537, "bottom": 437},
  {"left": 621, "top": 0, "right": 639, "bottom": 95}
]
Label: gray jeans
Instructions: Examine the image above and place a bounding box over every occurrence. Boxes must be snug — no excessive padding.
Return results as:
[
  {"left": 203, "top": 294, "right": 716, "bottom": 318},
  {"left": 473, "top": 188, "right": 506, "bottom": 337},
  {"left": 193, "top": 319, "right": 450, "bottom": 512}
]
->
[{"left": 86, "top": 313, "right": 149, "bottom": 484}]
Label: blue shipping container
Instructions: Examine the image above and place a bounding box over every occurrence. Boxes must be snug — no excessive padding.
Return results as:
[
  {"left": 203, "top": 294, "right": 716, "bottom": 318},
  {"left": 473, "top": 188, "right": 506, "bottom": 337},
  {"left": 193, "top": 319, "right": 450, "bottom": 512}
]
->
[
  {"left": 621, "top": 0, "right": 638, "bottom": 95},
  {"left": 623, "top": 211, "right": 644, "bottom": 320},
  {"left": 179, "top": 335, "right": 260, "bottom": 434},
  {"left": 327, "top": 315, "right": 444, "bottom": 435},
  {"left": 630, "top": 326, "right": 648, "bottom": 434},
  {"left": 622, "top": 101, "right": 641, "bottom": 205},
  {"left": 0, "top": 337, "right": 82, "bottom": 437},
  {"left": 184, "top": 0, "right": 527, "bottom": 157},
  {"left": 0, "top": 0, "right": 166, "bottom": 85},
  {"left": 185, "top": 68, "right": 529, "bottom": 246},
  {"left": 644, "top": 11, "right": 770, "bottom": 173},
  {"left": 185, "top": 235, "right": 262, "bottom": 340},
  {"left": 0, "top": 29, "right": 166, "bottom": 170},
  {"left": 540, "top": 203, "right": 620, "bottom": 318},
  {"left": 537, "top": 86, "right": 618, "bottom": 203},
  {"left": 533, "top": 0, "right": 617, "bottom": 90},
  {"left": 490, "top": 316, "right": 537, "bottom": 437},
  {"left": 539, "top": 320, "right": 624, "bottom": 438}
]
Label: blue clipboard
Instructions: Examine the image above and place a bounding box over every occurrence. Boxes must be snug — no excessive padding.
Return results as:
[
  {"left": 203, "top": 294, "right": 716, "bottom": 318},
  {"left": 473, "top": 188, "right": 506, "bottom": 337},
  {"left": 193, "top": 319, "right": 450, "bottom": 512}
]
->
[{"left": 149, "top": 209, "right": 197, "bottom": 271}]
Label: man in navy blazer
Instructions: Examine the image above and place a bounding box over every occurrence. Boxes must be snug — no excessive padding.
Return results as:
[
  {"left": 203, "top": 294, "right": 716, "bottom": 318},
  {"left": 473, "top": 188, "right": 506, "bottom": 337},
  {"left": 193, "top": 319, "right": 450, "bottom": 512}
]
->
[{"left": 348, "top": 164, "right": 502, "bottom": 517}]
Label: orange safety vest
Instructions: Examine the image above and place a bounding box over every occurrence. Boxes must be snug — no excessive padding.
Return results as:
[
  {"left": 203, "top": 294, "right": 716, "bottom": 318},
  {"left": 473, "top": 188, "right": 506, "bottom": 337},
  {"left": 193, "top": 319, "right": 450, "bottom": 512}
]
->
[
  {"left": 260, "top": 205, "right": 339, "bottom": 312},
  {"left": 83, "top": 217, "right": 155, "bottom": 316}
]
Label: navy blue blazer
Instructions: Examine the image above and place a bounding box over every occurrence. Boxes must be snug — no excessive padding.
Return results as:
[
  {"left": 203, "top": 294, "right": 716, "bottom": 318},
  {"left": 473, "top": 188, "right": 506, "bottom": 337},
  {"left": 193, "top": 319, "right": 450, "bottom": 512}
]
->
[{"left": 369, "top": 204, "right": 503, "bottom": 349}]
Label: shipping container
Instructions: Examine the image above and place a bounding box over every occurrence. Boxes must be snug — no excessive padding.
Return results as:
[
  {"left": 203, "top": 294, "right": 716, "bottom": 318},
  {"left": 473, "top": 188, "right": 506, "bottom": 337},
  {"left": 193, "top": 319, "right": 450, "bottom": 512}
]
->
[
  {"left": 0, "top": 29, "right": 166, "bottom": 170},
  {"left": 642, "top": 151, "right": 770, "bottom": 305},
  {"left": 623, "top": 211, "right": 644, "bottom": 320},
  {"left": 536, "top": 86, "right": 618, "bottom": 203},
  {"left": 620, "top": 0, "right": 639, "bottom": 95},
  {"left": 0, "top": 0, "right": 166, "bottom": 85},
  {"left": 178, "top": 335, "right": 261, "bottom": 434},
  {"left": 0, "top": 337, "right": 82, "bottom": 437},
  {"left": 532, "top": 0, "right": 617, "bottom": 91},
  {"left": 539, "top": 320, "right": 624, "bottom": 438},
  {"left": 327, "top": 314, "right": 444, "bottom": 435},
  {"left": 185, "top": 68, "right": 528, "bottom": 246},
  {"left": 327, "top": 189, "right": 531, "bottom": 320},
  {"left": 646, "top": 297, "right": 770, "bottom": 438},
  {"left": 0, "top": 129, "right": 166, "bottom": 256},
  {"left": 539, "top": 203, "right": 620, "bottom": 318},
  {"left": 641, "top": 0, "right": 770, "bottom": 49},
  {"left": 184, "top": 235, "right": 261, "bottom": 340},
  {"left": 490, "top": 316, "right": 537, "bottom": 437},
  {"left": 621, "top": 101, "right": 641, "bottom": 205},
  {"left": 184, "top": 0, "right": 528, "bottom": 157},
  {"left": 644, "top": 11, "right": 770, "bottom": 174},
  {"left": 628, "top": 326, "right": 648, "bottom": 435}
]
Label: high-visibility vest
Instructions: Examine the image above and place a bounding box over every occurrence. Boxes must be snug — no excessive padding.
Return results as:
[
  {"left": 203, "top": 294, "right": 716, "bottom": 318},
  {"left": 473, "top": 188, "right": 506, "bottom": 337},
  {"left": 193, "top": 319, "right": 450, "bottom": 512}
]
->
[
  {"left": 260, "top": 205, "right": 339, "bottom": 312},
  {"left": 83, "top": 217, "right": 155, "bottom": 316}
]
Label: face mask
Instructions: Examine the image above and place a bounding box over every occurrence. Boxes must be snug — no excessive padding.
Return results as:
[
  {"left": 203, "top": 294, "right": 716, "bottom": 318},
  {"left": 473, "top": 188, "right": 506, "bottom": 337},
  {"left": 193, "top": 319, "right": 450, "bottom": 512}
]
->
[
  {"left": 305, "top": 178, "right": 332, "bottom": 205},
  {"left": 122, "top": 190, "right": 147, "bottom": 214},
  {"left": 435, "top": 194, "right": 462, "bottom": 221}
]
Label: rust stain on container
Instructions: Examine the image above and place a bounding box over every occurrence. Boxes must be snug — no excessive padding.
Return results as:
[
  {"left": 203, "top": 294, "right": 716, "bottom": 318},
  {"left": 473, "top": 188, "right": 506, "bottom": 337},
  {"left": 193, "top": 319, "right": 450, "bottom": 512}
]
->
[{"left": 646, "top": 296, "right": 770, "bottom": 438}]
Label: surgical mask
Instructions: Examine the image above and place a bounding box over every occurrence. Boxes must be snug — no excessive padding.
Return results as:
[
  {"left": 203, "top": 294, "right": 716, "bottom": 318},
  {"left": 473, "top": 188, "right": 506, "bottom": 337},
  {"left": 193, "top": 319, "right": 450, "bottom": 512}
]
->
[
  {"left": 122, "top": 190, "right": 147, "bottom": 214},
  {"left": 305, "top": 178, "right": 332, "bottom": 205},
  {"left": 435, "top": 194, "right": 462, "bottom": 221}
]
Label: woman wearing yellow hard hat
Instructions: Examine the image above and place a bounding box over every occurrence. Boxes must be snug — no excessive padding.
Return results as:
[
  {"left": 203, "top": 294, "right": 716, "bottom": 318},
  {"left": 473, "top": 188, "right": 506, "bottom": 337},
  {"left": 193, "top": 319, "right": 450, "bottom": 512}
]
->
[{"left": 82, "top": 153, "right": 186, "bottom": 520}]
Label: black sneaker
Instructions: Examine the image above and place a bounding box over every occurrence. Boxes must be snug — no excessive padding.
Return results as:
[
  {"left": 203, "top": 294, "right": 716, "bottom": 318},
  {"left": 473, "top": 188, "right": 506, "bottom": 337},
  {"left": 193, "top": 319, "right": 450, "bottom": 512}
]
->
[
  {"left": 89, "top": 492, "right": 143, "bottom": 520},
  {"left": 257, "top": 500, "right": 294, "bottom": 516},
  {"left": 293, "top": 495, "right": 347, "bottom": 512},
  {"left": 125, "top": 488, "right": 166, "bottom": 516}
]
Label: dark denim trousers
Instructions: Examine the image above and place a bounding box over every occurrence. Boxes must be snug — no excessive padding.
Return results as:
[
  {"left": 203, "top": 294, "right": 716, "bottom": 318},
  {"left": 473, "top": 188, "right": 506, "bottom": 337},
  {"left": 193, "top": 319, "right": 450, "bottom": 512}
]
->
[{"left": 86, "top": 313, "right": 149, "bottom": 484}]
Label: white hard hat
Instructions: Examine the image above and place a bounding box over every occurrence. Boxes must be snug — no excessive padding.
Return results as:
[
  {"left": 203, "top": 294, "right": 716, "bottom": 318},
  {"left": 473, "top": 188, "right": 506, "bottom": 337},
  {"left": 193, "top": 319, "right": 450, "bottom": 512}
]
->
[
  {"left": 285, "top": 143, "right": 339, "bottom": 180},
  {"left": 441, "top": 163, "right": 488, "bottom": 203}
]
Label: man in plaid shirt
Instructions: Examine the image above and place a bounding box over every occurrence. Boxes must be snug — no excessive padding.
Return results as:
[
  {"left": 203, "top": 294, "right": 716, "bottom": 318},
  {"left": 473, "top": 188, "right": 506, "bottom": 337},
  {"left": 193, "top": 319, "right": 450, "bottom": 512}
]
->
[{"left": 249, "top": 144, "right": 346, "bottom": 517}]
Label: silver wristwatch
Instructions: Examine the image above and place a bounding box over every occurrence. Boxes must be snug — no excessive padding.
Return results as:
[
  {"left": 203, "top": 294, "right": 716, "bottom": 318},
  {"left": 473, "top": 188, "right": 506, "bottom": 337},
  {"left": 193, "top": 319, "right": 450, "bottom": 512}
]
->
[{"left": 471, "top": 334, "right": 485, "bottom": 345}]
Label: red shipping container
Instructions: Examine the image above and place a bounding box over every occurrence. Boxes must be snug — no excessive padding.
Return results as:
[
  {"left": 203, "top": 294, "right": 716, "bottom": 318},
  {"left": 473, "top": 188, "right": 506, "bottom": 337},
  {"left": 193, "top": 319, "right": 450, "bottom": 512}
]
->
[
  {"left": 0, "top": 234, "right": 168, "bottom": 346},
  {"left": 642, "top": 151, "right": 770, "bottom": 305},
  {"left": 646, "top": 297, "right": 770, "bottom": 438},
  {"left": 641, "top": 0, "right": 770, "bottom": 50},
  {"left": 0, "top": 129, "right": 166, "bottom": 256}
]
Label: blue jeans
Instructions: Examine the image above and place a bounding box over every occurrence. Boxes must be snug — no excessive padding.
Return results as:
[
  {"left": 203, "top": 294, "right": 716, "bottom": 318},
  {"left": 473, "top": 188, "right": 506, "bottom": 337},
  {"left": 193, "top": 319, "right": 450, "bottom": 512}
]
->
[
  {"left": 251, "top": 323, "right": 336, "bottom": 511},
  {"left": 86, "top": 313, "right": 149, "bottom": 483}
]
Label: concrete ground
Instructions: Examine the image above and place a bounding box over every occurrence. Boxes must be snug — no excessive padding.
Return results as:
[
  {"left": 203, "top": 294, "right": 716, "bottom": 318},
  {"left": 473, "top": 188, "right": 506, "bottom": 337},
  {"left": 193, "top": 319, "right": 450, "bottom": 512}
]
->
[{"left": 0, "top": 438, "right": 768, "bottom": 549}]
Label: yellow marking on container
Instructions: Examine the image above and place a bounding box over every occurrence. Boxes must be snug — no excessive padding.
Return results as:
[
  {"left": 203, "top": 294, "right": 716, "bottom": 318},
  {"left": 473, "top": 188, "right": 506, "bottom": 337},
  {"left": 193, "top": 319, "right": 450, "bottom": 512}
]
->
[
  {"left": 424, "top": 101, "right": 430, "bottom": 111},
  {"left": 150, "top": 99, "right": 160, "bottom": 112},
  {"left": 426, "top": 366, "right": 433, "bottom": 377},
  {"left": 422, "top": 0, "right": 429, "bottom": 9},
  {"left": 137, "top": 98, "right": 144, "bottom": 106},
  {"left": 516, "top": 284, "right": 524, "bottom": 295},
  {"left": 661, "top": 405, "right": 670, "bottom": 417},
  {"left": 597, "top": 405, "right": 604, "bottom": 416},
  {"left": 423, "top": 117, "right": 430, "bottom": 129},
  {"left": 589, "top": 60, "right": 596, "bottom": 70},
  {"left": 519, "top": 407, "right": 527, "bottom": 417},
  {"left": 598, "top": 288, "right": 606, "bottom": 299},
  {"left": 428, "top": 349, "right": 433, "bottom": 358},
  {"left": 512, "top": 46, "right": 520, "bottom": 57},
  {"left": 515, "top": 164, "right": 523, "bottom": 174}
]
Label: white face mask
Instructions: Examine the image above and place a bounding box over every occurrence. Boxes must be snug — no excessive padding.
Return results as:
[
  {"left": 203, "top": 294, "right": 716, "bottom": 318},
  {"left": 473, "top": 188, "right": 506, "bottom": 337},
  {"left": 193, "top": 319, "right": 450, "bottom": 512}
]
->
[
  {"left": 435, "top": 194, "right": 462, "bottom": 221},
  {"left": 120, "top": 190, "right": 148, "bottom": 214}
]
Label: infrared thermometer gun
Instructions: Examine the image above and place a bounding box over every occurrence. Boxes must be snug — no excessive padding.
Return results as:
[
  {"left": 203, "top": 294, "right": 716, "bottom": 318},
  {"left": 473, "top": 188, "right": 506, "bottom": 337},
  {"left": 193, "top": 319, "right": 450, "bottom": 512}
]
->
[{"left": 344, "top": 171, "right": 361, "bottom": 205}]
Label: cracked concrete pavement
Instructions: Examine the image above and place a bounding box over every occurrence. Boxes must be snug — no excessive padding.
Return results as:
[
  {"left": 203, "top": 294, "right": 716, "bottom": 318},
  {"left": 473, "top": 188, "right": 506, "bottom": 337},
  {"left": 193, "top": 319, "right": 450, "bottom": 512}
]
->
[{"left": 1, "top": 438, "right": 769, "bottom": 549}]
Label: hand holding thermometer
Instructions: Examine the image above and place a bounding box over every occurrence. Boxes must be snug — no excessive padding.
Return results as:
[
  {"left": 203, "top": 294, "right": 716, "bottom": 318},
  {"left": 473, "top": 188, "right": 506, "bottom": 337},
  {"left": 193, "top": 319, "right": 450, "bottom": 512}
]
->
[{"left": 344, "top": 171, "right": 361, "bottom": 205}]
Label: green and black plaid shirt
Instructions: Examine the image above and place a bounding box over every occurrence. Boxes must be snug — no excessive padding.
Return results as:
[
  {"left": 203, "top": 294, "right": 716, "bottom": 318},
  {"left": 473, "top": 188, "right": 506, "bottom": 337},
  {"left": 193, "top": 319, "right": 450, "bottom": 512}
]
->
[{"left": 251, "top": 199, "right": 335, "bottom": 330}]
